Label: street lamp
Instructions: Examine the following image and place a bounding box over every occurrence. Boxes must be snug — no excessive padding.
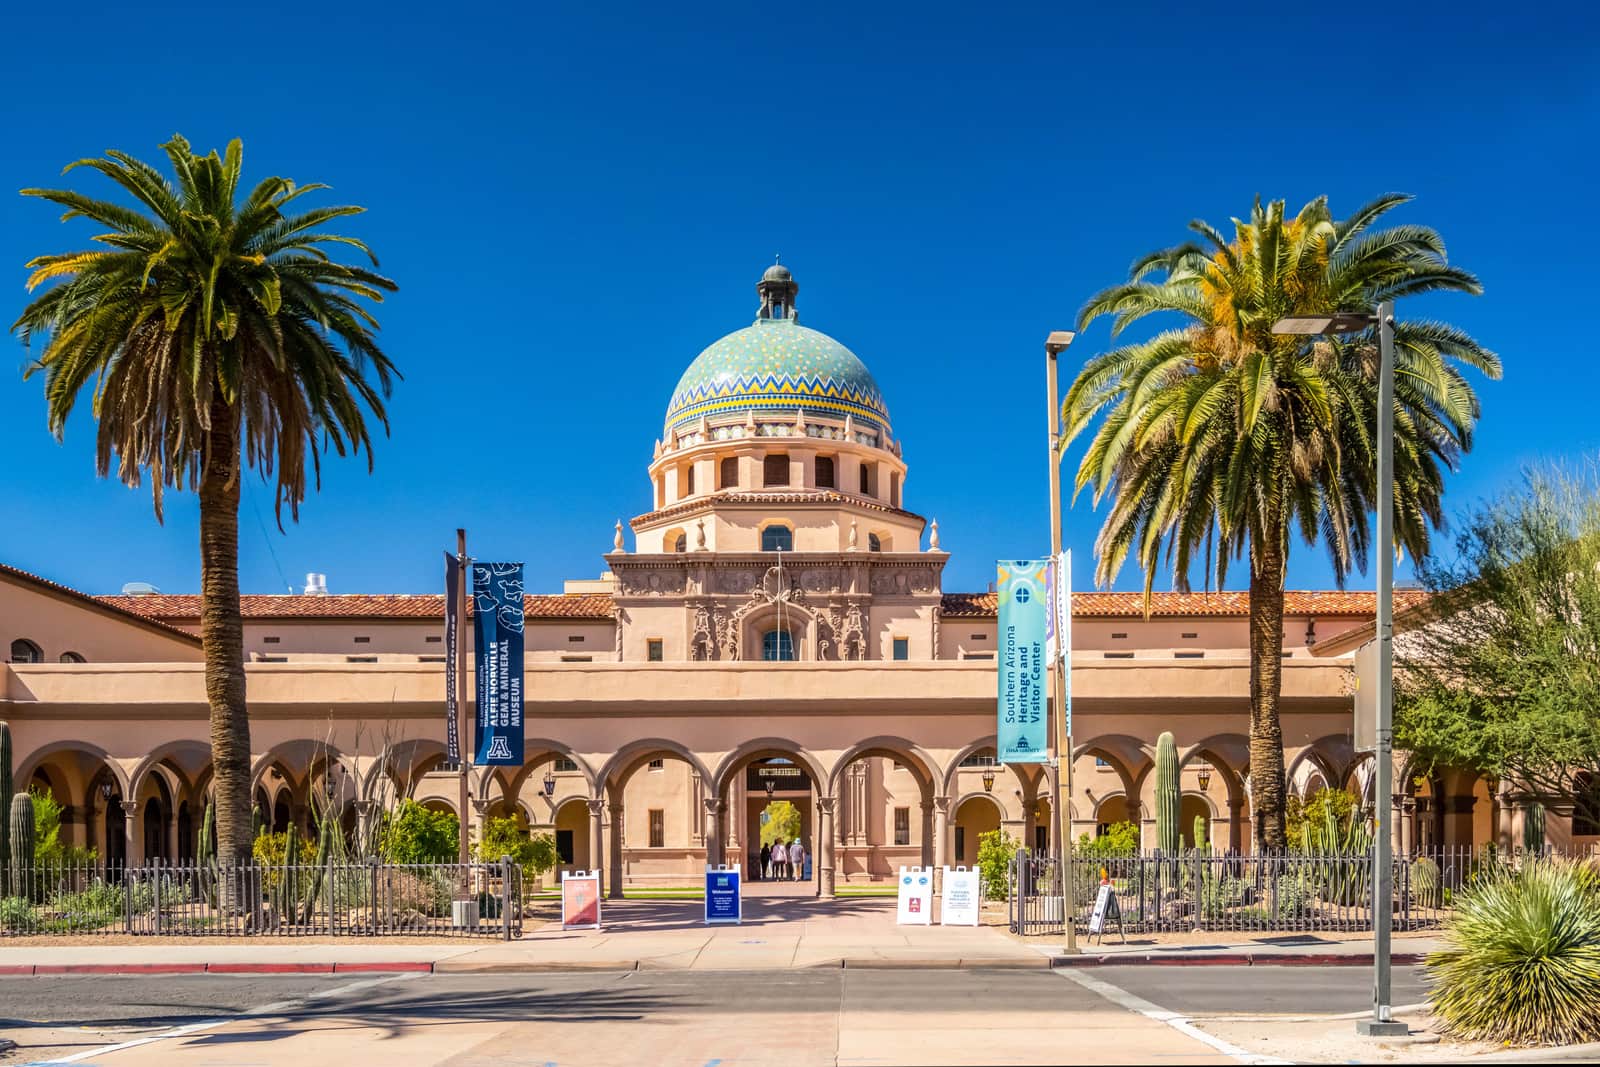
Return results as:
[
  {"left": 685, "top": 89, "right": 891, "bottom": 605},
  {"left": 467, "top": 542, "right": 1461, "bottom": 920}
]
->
[
  {"left": 1197, "top": 764, "right": 1213, "bottom": 794},
  {"left": 764, "top": 778, "right": 776, "bottom": 800},
  {"left": 542, "top": 768, "right": 557, "bottom": 798},
  {"left": 1273, "top": 300, "right": 1404, "bottom": 1038},
  {"left": 981, "top": 769, "right": 996, "bottom": 793},
  {"left": 1045, "top": 329, "right": 1079, "bottom": 956}
]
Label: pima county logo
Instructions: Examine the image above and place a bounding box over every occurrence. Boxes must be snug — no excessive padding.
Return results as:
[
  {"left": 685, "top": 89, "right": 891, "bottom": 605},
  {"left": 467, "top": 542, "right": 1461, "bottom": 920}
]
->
[
  {"left": 486, "top": 737, "right": 513, "bottom": 760},
  {"left": 1014, "top": 586, "right": 1031, "bottom": 604}
]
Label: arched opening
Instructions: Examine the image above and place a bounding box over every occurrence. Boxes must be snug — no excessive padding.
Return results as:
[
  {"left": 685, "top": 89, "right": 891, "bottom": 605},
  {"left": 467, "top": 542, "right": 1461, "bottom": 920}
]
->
[
  {"left": 763, "top": 453, "right": 790, "bottom": 487},
  {"left": 952, "top": 794, "right": 1003, "bottom": 866},
  {"left": 59, "top": 651, "right": 85, "bottom": 664},
  {"left": 720, "top": 455, "right": 739, "bottom": 489},
  {"left": 815, "top": 455, "right": 835, "bottom": 489},
  {"left": 868, "top": 533, "right": 882, "bottom": 552},
  {"left": 553, "top": 797, "right": 592, "bottom": 877},
  {"left": 1180, "top": 794, "right": 1213, "bottom": 849},
  {"left": 761, "top": 627, "right": 796, "bottom": 661},
  {"left": 739, "top": 757, "right": 815, "bottom": 885},
  {"left": 599, "top": 743, "right": 716, "bottom": 897},
  {"left": 1094, "top": 794, "right": 1131, "bottom": 837},
  {"left": 760, "top": 524, "right": 793, "bottom": 552},
  {"left": 9, "top": 638, "right": 42, "bottom": 664}
]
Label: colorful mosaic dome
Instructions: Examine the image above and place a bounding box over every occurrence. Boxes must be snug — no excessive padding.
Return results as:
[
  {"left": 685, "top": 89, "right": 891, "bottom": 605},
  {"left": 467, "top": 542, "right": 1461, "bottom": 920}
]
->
[{"left": 665, "top": 270, "right": 891, "bottom": 436}]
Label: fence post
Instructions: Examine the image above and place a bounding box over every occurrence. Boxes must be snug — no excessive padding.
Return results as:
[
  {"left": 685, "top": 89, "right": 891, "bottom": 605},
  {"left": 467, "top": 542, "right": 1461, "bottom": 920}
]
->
[
  {"left": 501, "top": 855, "right": 514, "bottom": 942},
  {"left": 1191, "top": 850, "right": 1203, "bottom": 933},
  {"left": 124, "top": 864, "right": 134, "bottom": 935},
  {"left": 152, "top": 857, "right": 162, "bottom": 937},
  {"left": 370, "top": 858, "right": 380, "bottom": 935}
]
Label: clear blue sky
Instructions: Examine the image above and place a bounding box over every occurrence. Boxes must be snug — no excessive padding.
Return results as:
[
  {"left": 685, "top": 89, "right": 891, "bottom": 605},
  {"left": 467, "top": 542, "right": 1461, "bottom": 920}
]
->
[{"left": 3, "top": 2, "right": 1596, "bottom": 598}]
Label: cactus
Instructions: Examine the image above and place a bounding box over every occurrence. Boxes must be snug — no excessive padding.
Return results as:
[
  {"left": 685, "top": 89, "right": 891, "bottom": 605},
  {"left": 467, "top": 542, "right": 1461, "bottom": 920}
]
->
[
  {"left": 1304, "top": 803, "right": 1372, "bottom": 905},
  {"left": 1193, "top": 814, "right": 1208, "bottom": 852},
  {"left": 252, "top": 805, "right": 264, "bottom": 838},
  {"left": 1523, "top": 802, "right": 1546, "bottom": 853},
  {"left": 1154, "top": 732, "right": 1179, "bottom": 854},
  {"left": 10, "top": 792, "right": 35, "bottom": 902},
  {"left": 196, "top": 800, "right": 218, "bottom": 907},
  {"left": 1411, "top": 856, "right": 1442, "bottom": 908},
  {"left": 0, "top": 723, "right": 11, "bottom": 895}
]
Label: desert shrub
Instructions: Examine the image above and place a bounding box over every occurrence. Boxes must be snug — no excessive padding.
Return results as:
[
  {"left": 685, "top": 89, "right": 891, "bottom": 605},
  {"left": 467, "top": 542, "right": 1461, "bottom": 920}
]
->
[
  {"left": 0, "top": 896, "right": 33, "bottom": 931},
  {"left": 376, "top": 867, "right": 453, "bottom": 917},
  {"left": 378, "top": 801, "right": 459, "bottom": 865},
  {"left": 975, "top": 828, "right": 1020, "bottom": 901},
  {"left": 1286, "top": 788, "right": 1358, "bottom": 852},
  {"left": 1427, "top": 858, "right": 1600, "bottom": 1046},
  {"left": 477, "top": 817, "right": 558, "bottom": 883},
  {"left": 1077, "top": 821, "right": 1140, "bottom": 859}
]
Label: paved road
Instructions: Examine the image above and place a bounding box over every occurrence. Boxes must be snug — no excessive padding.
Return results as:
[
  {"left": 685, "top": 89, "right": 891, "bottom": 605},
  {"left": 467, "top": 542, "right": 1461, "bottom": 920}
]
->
[
  {"left": 0, "top": 969, "right": 1236, "bottom": 1066},
  {"left": 1092, "top": 963, "right": 1433, "bottom": 1016}
]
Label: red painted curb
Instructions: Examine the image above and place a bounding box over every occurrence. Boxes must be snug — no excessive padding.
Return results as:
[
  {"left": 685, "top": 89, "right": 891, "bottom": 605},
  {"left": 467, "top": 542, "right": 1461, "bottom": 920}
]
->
[
  {"left": 206, "top": 963, "right": 334, "bottom": 974},
  {"left": 0, "top": 965, "right": 35, "bottom": 975},
  {"left": 332, "top": 962, "right": 435, "bottom": 973},
  {"left": 33, "top": 963, "right": 206, "bottom": 975}
]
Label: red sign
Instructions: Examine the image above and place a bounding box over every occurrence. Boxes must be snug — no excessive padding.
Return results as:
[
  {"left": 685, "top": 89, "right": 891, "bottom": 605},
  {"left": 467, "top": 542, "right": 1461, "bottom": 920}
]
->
[{"left": 562, "top": 874, "right": 600, "bottom": 929}]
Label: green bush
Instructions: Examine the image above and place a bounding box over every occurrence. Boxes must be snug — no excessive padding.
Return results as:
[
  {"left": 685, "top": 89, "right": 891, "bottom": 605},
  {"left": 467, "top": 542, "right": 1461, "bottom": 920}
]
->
[
  {"left": 975, "top": 828, "right": 1019, "bottom": 901},
  {"left": 28, "top": 789, "right": 96, "bottom": 866},
  {"left": 477, "top": 816, "right": 558, "bottom": 883},
  {"left": 1076, "top": 821, "right": 1140, "bottom": 859},
  {"left": 0, "top": 895, "right": 32, "bottom": 930},
  {"left": 1427, "top": 858, "right": 1600, "bottom": 1046},
  {"left": 378, "top": 801, "right": 460, "bottom": 865},
  {"left": 1286, "top": 788, "right": 1358, "bottom": 852}
]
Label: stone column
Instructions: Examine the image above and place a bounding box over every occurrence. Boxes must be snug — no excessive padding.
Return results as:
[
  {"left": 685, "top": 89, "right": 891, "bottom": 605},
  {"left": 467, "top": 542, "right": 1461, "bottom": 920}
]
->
[
  {"left": 920, "top": 800, "right": 935, "bottom": 868},
  {"left": 1495, "top": 785, "right": 1514, "bottom": 852},
  {"left": 470, "top": 798, "right": 491, "bottom": 857},
  {"left": 121, "top": 801, "right": 140, "bottom": 866},
  {"left": 702, "top": 798, "right": 723, "bottom": 867},
  {"left": 607, "top": 802, "right": 625, "bottom": 899},
  {"left": 817, "top": 796, "right": 836, "bottom": 898},
  {"left": 931, "top": 795, "right": 950, "bottom": 872},
  {"left": 586, "top": 798, "right": 604, "bottom": 875}
]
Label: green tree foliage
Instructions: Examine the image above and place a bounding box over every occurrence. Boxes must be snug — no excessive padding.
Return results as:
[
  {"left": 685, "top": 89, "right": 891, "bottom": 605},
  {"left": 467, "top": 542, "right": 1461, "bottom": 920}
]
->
[
  {"left": 1427, "top": 858, "right": 1600, "bottom": 1046},
  {"left": 1285, "top": 788, "right": 1358, "bottom": 852},
  {"left": 477, "top": 816, "right": 558, "bottom": 879},
  {"left": 975, "top": 827, "right": 1019, "bottom": 901},
  {"left": 1396, "top": 462, "right": 1600, "bottom": 803},
  {"left": 758, "top": 801, "right": 801, "bottom": 847},
  {"left": 251, "top": 829, "right": 317, "bottom": 868},
  {"left": 1077, "top": 820, "right": 1141, "bottom": 858},
  {"left": 378, "top": 800, "right": 459, "bottom": 865},
  {"left": 28, "top": 789, "right": 95, "bottom": 866},
  {"left": 12, "top": 137, "right": 397, "bottom": 868},
  {"left": 1062, "top": 195, "right": 1497, "bottom": 848}
]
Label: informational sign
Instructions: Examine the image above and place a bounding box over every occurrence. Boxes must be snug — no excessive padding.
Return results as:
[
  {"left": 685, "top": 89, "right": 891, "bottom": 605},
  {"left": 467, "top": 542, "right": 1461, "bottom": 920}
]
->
[
  {"left": 704, "top": 864, "right": 742, "bottom": 925},
  {"left": 896, "top": 865, "right": 934, "bottom": 925},
  {"left": 940, "top": 866, "right": 980, "bottom": 926},
  {"left": 561, "top": 869, "right": 601, "bottom": 930},
  {"left": 472, "top": 562, "right": 525, "bottom": 766},
  {"left": 997, "top": 560, "right": 1049, "bottom": 763},
  {"left": 1087, "top": 882, "right": 1125, "bottom": 944},
  {"left": 444, "top": 552, "right": 462, "bottom": 766}
]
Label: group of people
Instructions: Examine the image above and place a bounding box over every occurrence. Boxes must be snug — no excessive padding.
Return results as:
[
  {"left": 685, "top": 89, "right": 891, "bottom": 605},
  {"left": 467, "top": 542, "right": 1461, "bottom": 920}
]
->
[{"left": 758, "top": 839, "right": 806, "bottom": 881}]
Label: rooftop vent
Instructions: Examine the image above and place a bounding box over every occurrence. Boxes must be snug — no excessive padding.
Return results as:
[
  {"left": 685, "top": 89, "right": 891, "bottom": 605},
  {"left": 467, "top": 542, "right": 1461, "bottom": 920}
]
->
[
  {"left": 120, "top": 581, "right": 160, "bottom": 596},
  {"left": 303, "top": 573, "right": 328, "bottom": 596}
]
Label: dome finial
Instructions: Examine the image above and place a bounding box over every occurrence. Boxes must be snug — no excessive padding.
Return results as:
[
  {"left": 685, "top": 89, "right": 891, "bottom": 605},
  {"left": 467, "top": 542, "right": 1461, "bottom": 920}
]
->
[{"left": 757, "top": 259, "right": 798, "bottom": 321}]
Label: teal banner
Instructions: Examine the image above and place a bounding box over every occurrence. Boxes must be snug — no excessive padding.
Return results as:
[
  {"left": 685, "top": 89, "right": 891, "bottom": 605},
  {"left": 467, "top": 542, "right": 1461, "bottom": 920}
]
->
[{"left": 997, "top": 560, "right": 1048, "bottom": 763}]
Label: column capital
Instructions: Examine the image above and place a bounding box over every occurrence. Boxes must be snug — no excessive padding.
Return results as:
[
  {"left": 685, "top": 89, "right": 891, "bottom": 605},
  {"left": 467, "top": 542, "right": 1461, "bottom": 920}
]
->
[
  {"left": 586, "top": 798, "right": 605, "bottom": 817},
  {"left": 702, "top": 797, "right": 723, "bottom": 815},
  {"left": 932, "top": 795, "right": 951, "bottom": 814},
  {"left": 816, "top": 795, "right": 836, "bottom": 816},
  {"left": 120, "top": 800, "right": 139, "bottom": 818},
  {"left": 351, "top": 799, "right": 376, "bottom": 815},
  {"left": 608, "top": 801, "right": 625, "bottom": 817},
  {"left": 471, "top": 798, "right": 492, "bottom": 816}
]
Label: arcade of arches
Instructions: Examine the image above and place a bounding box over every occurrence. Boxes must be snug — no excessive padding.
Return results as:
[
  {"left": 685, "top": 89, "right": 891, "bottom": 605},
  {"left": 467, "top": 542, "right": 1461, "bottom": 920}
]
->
[{"left": 6, "top": 264, "right": 1589, "bottom": 888}]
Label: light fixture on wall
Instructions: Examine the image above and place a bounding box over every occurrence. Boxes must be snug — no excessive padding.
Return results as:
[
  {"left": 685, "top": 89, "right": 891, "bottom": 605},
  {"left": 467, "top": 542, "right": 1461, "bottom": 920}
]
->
[
  {"left": 765, "top": 778, "right": 776, "bottom": 799},
  {"left": 1197, "top": 763, "right": 1213, "bottom": 794},
  {"left": 542, "top": 768, "right": 557, "bottom": 797},
  {"left": 981, "top": 769, "right": 996, "bottom": 793},
  {"left": 99, "top": 780, "right": 114, "bottom": 802}
]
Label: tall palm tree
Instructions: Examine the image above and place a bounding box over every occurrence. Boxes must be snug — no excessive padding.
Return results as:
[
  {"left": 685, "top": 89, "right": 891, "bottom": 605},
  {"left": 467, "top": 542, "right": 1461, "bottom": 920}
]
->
[
  {"left": 13, "top": 136, "right": 397, "bottom": 870},
  {"left": 1061, "top": 195, "right": 1498, "bottom": 849}
]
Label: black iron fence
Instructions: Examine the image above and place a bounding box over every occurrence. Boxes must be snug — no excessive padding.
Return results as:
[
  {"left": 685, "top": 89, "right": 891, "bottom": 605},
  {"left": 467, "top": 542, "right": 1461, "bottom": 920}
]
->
[
  {"left": 0, "top": 857, "right": 523, "bottom": 939},
  {"left": 1009, "top": 845, "right": 1551, "bottom": 936}
]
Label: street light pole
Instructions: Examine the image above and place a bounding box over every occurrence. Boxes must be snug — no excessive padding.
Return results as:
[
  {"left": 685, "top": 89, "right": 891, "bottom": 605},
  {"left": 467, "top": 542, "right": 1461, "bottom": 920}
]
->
[{"left": 1045, "top": 330, "right": 1078, "bottom": 956}]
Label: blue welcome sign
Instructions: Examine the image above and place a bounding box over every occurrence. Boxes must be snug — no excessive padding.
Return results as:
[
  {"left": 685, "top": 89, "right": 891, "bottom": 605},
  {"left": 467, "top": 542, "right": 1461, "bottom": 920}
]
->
[
  {"left": 472, "top": 562, "right": 525, "bottom": 766},
  {"left": 997, "top": 560, "right": 1049, "bottom": 763},
  {"left": 704, "top": 864, "right": 741, "bottom": 924}
]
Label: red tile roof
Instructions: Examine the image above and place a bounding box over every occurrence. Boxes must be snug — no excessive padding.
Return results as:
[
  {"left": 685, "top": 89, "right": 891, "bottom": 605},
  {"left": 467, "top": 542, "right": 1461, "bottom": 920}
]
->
[
  {"left": 99, "top": 593, "right": 616, "bottom": 622},
  {"left": 939, "top": 589, "right": 1417, "bottom": 619},
  {"left": 1, "top": 563, "right": 202, "bottom": 644}
]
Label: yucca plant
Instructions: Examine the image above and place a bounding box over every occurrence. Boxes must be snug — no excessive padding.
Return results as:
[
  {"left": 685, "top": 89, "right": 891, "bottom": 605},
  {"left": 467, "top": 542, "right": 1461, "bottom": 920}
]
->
[{"left": 1427, "top": 858, "right": 1600, "bottom": 1046}]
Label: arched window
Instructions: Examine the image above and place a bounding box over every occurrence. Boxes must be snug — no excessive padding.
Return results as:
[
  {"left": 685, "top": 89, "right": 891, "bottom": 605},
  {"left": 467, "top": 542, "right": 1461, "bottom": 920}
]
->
[
  {"left": 59, "top": 651, "right": 85, "bottom": 664},
  {"left": 720, "top": 456, "right": 739, "bottom": 489},
  {"left": 815, "top": 455, "right": 835, "bottom": 489},
  {"left": 9, "top": 639, "right": 41, "bottom": 664},
  {"left": 868, "top": 533, "right": 882, "bottom": 552},
  {"left": 673, "top": 533, "right": 687, "bottom": 553},
  {"left": 859, "top": 465, "right": 871, "bottom": 496},
  {"left": 763, "top": 454, "right": 790, "bottom": 487},
  {"left": 761, "top": 525, "right": 793, "bottom": 552},
  {"left": 762, "top": 628, "right": 796, "bottom": 661},
  {"left": 684, "top": 465, "right": 695, "bottom": 495}
]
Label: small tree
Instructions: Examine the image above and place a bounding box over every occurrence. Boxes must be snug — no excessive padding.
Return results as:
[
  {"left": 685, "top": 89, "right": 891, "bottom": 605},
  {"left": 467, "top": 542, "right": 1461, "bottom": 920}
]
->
[
  {"left": 1077, "top": 820, "right": 1141, "bottom": 858},
  {"left": 29, "top": 789, "right": 95, "bottom": 866},
  {"left": 378, "top": 800, "right": 459, "bottom": 865},
  {"left": 758, "top": 801, "right": 802, "bottom": 848},
  {"left": 975, "top": 828, "right": 1019, "bottom": 901},
  {"left": 478, "top": 816, "right": 558, "bottom": 880}
]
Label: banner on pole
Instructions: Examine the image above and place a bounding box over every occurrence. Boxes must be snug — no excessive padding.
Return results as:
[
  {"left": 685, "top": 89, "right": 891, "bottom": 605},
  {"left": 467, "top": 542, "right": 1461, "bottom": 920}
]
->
[
  {"left": 704, "top": 864, "right": 742, "bottom": 924},
  {"left": 997, "top": 560, "right": 1049, "bottom": 763},
  {"left": 444, "top": 552, "right": 462, "bottom": 766},
  {"left": 561, "top": 870, "right": 601, "bottom": 930},
  {"left": 895, "top": 865, "right": 934, "bottom": 925},
  {"left": 940, "top": 866, "right": 980, "bottom": 926},
  {"left": 472, "top": 562, "right": 525, "bottom": 766}
]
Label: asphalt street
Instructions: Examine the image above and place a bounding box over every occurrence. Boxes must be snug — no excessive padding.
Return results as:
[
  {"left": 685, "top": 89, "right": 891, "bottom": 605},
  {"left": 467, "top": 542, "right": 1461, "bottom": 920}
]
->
[{"left": 1091, "top": 963, "right": 1434, "bottom": 1016}]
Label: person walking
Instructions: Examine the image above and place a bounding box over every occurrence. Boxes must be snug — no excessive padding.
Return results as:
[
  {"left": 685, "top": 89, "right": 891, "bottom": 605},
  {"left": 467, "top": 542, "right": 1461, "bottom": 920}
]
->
[
  {"left": 789, "top": 838, "right": 806, "bottom": 881},
  {"left": 759, "top": 842, "right": 771, "bottom": 881},
  {"left": 773, "top": 840, "right": 787, "bottom": 880}
]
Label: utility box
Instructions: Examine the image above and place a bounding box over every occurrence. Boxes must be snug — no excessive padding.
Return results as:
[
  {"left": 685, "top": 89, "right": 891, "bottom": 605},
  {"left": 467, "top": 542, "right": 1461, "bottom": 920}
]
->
[{"left": 452, "top": 899, "right": 480, "bottom": 929}]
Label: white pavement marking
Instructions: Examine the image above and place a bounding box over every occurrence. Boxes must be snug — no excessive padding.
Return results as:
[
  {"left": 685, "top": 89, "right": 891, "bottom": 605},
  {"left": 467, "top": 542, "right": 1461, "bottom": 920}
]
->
[
  {"left": 34, "top": 971, "right": 420, "bottom": 1064},
  {"left": 1055, "top": 968, "right": 1294, "bottom": 1066}
]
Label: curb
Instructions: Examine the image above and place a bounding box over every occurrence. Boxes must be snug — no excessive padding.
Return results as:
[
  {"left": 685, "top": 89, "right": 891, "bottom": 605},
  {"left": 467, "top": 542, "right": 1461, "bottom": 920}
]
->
[
  {"left": 0, "top": 962, "right": 437, "bottom": 977},
  {"left": 1048, "top": 952, "right": 1424, "bottom": 967}
]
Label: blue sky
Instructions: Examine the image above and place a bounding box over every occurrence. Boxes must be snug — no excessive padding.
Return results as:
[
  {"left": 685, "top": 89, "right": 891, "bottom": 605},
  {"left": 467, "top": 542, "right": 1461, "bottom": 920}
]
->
[{"left": 3, "top": 2, "right": 1597, "bottom": 598}]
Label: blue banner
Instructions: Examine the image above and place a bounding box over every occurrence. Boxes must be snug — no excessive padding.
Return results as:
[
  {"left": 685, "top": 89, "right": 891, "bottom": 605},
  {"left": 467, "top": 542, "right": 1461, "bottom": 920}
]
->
[
  {"left": 472, "top": 562, "right": 525, "bottom": 766},
  {"left": 997, "top": 560, "right": 1048, "bottom": 763},
  {"left": 705, "top": 865, "right": 741, "bottom": 924},
  {"left": 444, "top": 552, "right": 462, "bottom": 766}
]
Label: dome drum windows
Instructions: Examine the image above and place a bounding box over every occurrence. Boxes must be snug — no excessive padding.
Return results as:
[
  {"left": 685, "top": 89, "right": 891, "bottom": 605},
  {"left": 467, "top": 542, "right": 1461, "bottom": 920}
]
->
[
  {"left": 815, "top": 455, "right": 835, "bottom": 489},
  {"left": 763, "top": 454, "right": 790, "bottom": 487},
  {"left": 761, "top": 524, "right": 793, "bottom": 552},
  {"left": 720, "top": 456, "right": 739, "bottom": 490}
]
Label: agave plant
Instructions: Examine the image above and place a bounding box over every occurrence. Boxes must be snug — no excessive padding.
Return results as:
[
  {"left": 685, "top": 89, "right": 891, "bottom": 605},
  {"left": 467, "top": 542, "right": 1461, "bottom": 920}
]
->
[{"left": 1428, "top": 858, "right": 1600, "bottom": 1045}]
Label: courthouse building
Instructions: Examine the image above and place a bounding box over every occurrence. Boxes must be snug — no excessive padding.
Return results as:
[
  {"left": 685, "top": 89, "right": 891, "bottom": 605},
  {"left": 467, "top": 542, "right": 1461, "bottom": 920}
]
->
[{"left": 1, "top": 265, "right": 1549, "bottom": 894}]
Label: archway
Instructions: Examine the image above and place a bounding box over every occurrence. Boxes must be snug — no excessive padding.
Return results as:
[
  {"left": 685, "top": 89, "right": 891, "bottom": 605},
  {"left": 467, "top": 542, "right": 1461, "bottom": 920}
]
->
[
  {"left": 1180, "top": 793, "right": 1214, "bottom": 849},
  {"left": 828, "top": 737, "right": 938, "bottom": 885},
  {"left": 1094, "top": 794, "right": 1131, "bottom": 838},
  {"left": 712, "top": 740, "right": 827, "bottom": 895},
  {"left": 598, "top": 740, "right": 716, "bottom": 898},
  {"left": 552, "top": 796, "right": 593, "bottom": 880},
  {"left": 951, "top": 793, "right": 1003, "bottom": 866}
]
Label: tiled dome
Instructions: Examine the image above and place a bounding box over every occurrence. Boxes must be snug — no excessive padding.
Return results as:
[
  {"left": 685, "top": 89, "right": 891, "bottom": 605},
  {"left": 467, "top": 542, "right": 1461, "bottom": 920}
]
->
[{"left": 664, "top": 290, "right": 891, "bottom": 436}]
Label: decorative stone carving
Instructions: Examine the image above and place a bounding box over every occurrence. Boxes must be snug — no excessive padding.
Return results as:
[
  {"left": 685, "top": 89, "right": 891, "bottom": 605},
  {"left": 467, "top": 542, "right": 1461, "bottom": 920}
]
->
[
  {"left": 695, "top": 518, "right": 707, "bottom": 551},
  {"left": 619, "top": 569, "right": 686, "bottom": 597},
  {"left": 870, "top": 567, "right": 936, "bottom": 596},
  {"left": 847, "top": 519, "right": 859, "bottom": 552},
  {"left": 928, "top": 519, "right": 939, "bottom": 551},
  {"left": 613, "top": 520, "right": 625, "bottom": 552}
]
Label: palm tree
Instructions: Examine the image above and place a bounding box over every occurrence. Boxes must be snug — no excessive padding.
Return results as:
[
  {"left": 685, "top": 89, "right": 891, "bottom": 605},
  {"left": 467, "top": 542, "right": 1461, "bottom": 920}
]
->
[
  {"left": 1061, "top": 195, "right": 1498, "bottom": 850},
  {"left": 13, "top": 136, "right": 397, "bottom": 870}
]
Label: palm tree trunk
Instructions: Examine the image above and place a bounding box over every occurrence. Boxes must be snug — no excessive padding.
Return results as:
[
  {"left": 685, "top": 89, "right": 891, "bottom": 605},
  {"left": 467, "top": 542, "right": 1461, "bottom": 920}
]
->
[
  {"left": 199, "top": 390, "right": 252, "bottom": 874},
  {"left": 1248, "top": 541, "right": 1289, "bottom": 852}
]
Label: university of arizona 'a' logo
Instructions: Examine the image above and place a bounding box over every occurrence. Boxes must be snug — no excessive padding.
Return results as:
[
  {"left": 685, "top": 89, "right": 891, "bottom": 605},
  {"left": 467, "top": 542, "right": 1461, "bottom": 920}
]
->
[{"left": 486, "top": 736, "right": 513, "bottom": 760}]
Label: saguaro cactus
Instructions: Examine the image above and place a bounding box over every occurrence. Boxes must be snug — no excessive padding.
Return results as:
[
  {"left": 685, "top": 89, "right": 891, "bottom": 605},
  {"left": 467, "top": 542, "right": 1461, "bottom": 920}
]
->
[
  {"left": 1193, "top": 814, "right": 1208, "bottom": 852},
  {"left": 0, "top": 722, "right": 12, "bottom": 894},
  {"left": 1523, "top": 802, "right": 1546, "bottom": 853},
  {"left": 1154, "top": 731, "right": 1179, "bottom": 853},
  {"left": 10, "top": 792, "right": 35, "bottom": 899}
]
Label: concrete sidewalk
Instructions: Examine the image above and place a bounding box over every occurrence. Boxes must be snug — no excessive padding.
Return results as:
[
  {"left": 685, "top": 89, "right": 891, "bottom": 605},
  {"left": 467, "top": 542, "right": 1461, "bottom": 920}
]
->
[{"left": 0, "top": 897, "right": 1443, "bottom": 974}]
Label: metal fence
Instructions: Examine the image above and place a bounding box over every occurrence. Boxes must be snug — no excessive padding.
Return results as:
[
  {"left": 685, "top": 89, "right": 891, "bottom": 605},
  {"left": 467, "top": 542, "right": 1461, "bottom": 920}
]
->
[
  {"left": 1009, "top": 846, "right": 1534, "bottom": 936},
  {"left": 0, "top": 858, "right": 523, "bottom": 939}
]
